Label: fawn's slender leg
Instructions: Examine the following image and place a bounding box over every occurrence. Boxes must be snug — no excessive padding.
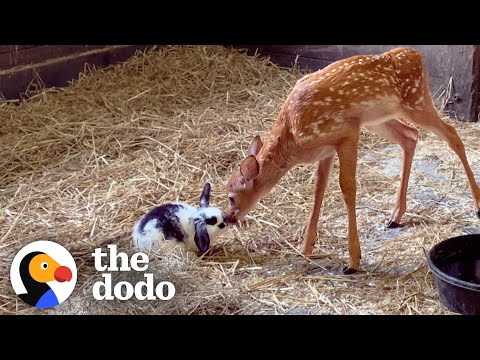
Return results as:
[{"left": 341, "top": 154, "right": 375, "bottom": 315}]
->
[
  {"left": 365, "top": 119, "right": 419, "bottom": 228},
  {"left": 301, "top": 154, "right": 335, "bottom": 255},
  {"left": 336, "top": 133, "right": 361, "bottom": 274},
  {"left": 407, "top": 108, "right": 480, "bottom": 218}
]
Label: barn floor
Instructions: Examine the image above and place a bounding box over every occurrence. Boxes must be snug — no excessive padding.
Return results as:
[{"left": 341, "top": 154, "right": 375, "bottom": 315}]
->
[{"left": 1, "top": 45, "right": 479, "bottom": 315}]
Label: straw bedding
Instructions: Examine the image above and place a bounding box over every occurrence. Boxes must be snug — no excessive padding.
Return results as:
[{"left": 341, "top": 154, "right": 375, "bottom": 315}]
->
[{"left": 1, "top": 45, "right": 479, "bottom": 315}]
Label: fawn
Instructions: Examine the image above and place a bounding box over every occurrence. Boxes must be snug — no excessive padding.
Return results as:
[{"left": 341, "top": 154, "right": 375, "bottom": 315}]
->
[{"left": 224, "top": 47, "right": 480, "bottom": 274}]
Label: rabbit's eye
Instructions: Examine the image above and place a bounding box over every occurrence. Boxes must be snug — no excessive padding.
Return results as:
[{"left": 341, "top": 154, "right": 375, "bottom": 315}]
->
[
  {"left": 206, "top": 216, "right": 217, "bottom": 225},
  {"left": 218, "top": 222, "right": 226, "bottom": 229}
]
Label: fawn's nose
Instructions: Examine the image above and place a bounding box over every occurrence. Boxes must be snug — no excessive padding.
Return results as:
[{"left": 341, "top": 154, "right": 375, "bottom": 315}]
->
[{"left": 224, "top": 211, "right": 238, "bottom": 224}]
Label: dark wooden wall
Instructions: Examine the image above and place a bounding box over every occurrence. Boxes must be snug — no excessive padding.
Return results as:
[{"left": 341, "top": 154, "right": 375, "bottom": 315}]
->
[
  {"left": 235, "top": 45, "right": 480, "bottom": 122},
  {"left": 0, "top": 45, "right": 153, "bottom": 100}
]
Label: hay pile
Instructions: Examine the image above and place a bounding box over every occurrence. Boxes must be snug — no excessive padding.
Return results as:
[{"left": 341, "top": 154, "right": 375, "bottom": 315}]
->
[{"left": 1, "top": 45, "right": 479, "bottom": 314}]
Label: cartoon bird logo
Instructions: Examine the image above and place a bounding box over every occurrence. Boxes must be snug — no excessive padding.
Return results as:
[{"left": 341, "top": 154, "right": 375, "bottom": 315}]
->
[
  {"left": 10, "top": 240, "right": 77, "bottom": 309},
  {"left": 18, "top": 251, "right": 73, "bottom": 308}
]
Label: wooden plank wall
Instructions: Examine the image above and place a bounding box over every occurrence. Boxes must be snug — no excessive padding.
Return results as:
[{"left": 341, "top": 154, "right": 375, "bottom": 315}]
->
[
  {"left": 235, "top": 45, "right": 480, "bottom": 122},
  {"left": 0, "top": 45, "right": 154, "bottom": 100}
]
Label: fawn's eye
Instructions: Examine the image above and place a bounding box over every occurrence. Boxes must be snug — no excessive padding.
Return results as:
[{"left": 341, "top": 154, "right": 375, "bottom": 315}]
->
[{"left": 229, "top": 197, "right": 234, "bottom": 206}]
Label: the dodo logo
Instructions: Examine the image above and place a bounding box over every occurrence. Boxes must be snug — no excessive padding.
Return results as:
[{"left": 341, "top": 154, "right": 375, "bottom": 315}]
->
[{"left": 10, "top": 240, "right": 77, "bottom": 309}]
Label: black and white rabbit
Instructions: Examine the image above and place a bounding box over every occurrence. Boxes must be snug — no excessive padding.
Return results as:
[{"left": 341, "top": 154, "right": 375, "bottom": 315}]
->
[{"left": 132, "top": 182, "right": 228, "bottom": 254}]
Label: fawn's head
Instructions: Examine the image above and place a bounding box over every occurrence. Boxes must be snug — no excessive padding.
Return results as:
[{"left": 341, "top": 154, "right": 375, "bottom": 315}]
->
[{"left": 225, "top": 135, "right": 264, "bottom": 224}]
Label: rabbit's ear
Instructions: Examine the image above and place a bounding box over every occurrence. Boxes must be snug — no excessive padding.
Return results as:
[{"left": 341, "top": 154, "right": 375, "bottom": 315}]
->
[
  {"left": 194, "top": 219, "right": 211, "bottom": 253},
  {"left": 199, "top": 182, "right": 211, "bottom": 208}
]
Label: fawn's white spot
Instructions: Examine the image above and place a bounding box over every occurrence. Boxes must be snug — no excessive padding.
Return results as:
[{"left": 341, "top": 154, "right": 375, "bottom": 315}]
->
[
  {"left": 377, "top": 78, "right": 390, "bottom": 85},
  {"left": 320, "top": 112, "right": 332, "bottom": 120}
]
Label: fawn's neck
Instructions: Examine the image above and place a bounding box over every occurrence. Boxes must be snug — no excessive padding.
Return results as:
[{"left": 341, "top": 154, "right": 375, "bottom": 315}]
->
[{"left": 253, "top": 127, "right": 298, "bottom": 196}]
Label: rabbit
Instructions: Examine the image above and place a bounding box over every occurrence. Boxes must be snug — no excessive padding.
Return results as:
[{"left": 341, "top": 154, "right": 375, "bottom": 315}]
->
[{"left": 132, "top": 182, "right": 229, "bottom": 254}]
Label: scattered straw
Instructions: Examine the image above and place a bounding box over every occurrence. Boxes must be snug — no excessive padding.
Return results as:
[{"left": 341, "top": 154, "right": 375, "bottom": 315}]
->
[{"left": 1, "top": 45, "right": 478, "bottom": 314}]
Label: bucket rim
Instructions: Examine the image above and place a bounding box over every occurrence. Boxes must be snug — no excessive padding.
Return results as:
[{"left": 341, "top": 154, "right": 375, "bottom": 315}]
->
[{"left": 427, "top": 234, "right": 480, "bottom": 292}]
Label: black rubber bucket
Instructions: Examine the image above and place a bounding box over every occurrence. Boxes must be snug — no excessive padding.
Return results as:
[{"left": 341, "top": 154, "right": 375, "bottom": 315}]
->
[{"left": 427, "top": 234, "right": 480, "bottom": 315}]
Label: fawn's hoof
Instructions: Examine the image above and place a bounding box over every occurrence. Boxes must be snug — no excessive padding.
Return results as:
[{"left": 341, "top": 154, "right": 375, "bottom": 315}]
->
[
  {"left": 299, "top": 243, "right": 314, "bottom": 256},
  {"left": 386, "top": 220, "right": 400, "bottom": 229},
  {"left": 342, "top": 266, "right": 358, "bottom": 275}
]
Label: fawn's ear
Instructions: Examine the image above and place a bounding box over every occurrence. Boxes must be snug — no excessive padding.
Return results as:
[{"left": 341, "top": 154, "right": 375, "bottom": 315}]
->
[
  {"left": 240, "top": 155, "right": 260, "bottom": 182},
  {"left": 247, "top": 135, "right": 263, "bottom": 157}
]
